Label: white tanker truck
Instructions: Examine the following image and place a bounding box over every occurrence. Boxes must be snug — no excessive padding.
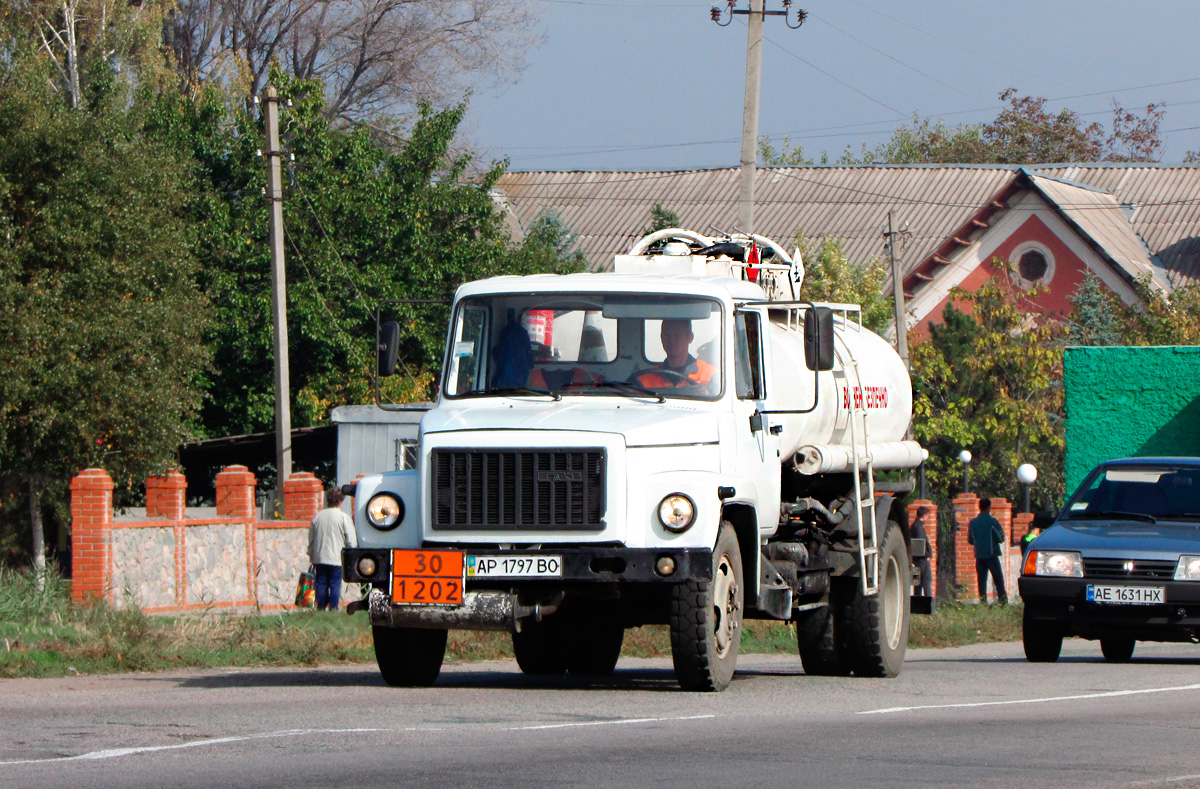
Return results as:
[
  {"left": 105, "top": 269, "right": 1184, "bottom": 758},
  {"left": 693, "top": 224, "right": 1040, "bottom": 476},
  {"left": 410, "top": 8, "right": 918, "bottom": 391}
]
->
[{"left": 343, "top": 229, "right": 929, "bottom": 691}]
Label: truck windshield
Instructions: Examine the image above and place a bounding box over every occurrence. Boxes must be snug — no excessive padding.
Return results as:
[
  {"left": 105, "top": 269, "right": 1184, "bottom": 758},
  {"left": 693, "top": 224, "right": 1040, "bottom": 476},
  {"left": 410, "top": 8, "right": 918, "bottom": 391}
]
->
[
  {"left": 1063, "top": 466, "right": 1200, "bottom": 521},
  {"left": 443, "top": 293, "right": 723, "bottom": 400}
]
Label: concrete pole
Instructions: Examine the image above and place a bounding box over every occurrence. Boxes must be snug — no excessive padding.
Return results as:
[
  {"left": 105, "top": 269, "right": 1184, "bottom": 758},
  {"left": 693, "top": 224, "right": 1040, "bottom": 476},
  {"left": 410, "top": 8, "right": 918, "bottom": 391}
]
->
[
  {"left": 264, "top": 86, "right": 292, "bottom": 487},
  {"left": 736, "top": 0, "right": 765, "bottom": 235},
  {"left": 887, "top": 211, "right": 910, "bottom": 369}
]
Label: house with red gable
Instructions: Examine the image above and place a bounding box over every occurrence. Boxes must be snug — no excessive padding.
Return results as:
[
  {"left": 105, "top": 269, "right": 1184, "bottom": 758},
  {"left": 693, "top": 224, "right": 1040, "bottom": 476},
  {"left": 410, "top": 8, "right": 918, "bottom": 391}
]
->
[{"left": 493, "top": 164, "right": 1200, "bottom": 333}]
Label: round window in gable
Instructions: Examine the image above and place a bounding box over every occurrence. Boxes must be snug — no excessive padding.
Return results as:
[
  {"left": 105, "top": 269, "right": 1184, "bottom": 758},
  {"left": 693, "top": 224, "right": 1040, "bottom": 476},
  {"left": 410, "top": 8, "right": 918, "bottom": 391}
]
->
[
  {"left": 1019, "top": 250, "right": 1048, "bottom": 282},
  {"left": 1008, "top": 241, "right": 1055, "bottom": 289}
]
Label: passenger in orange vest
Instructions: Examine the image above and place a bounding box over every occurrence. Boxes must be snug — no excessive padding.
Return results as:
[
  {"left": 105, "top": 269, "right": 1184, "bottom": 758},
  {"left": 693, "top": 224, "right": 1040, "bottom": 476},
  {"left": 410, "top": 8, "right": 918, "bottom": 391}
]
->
[{"left": 632, "top": 319, "right": 717, "bottom": 393}]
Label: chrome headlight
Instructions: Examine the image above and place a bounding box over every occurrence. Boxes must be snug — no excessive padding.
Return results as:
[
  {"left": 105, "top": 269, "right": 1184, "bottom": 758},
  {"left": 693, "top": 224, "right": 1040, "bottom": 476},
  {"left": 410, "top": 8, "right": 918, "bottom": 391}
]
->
[
  {"left": 658, "top": 494, "right": 696, "bottom": 533},
  {"left": 1031, "top": 550, "right": 1083, "bottom": 577},
  {"left": 1174, "top": 556, "right": 1200, "bottom": 581},
  {"left": 366, "top": 493, "right": 404, "bottom": 530}
]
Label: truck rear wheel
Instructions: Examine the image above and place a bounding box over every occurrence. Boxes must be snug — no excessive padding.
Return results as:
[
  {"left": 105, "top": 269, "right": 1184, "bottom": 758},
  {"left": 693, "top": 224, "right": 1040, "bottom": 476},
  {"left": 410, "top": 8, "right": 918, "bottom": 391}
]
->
[
  {"left": 372, "top": 625, "right": 447, "bottom": 687},
  {"left": 670, "top": 521, "right": 743, "bottom": 692},
  {"left": 512, "top": 618, "right": 568, "bottom": 675},
  {"left": 841, "top": 521, "right": 909, "bottom": 678},
  {"left": 565, "top": 620, "right": 624, "bottom": 676},
  {"left": 796, "top": 593, "right": 850, "bottom": 676}
]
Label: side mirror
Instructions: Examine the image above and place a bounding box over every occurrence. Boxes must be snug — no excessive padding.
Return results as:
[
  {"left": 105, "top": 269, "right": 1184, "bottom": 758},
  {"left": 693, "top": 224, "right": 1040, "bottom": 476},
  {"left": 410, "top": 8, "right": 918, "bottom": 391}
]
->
[
  {"left": 378, "top": 321, "right": 400, "bottom": 377},
  {"left": 804, "top": 307, "right": 834, "bottom": 371}
]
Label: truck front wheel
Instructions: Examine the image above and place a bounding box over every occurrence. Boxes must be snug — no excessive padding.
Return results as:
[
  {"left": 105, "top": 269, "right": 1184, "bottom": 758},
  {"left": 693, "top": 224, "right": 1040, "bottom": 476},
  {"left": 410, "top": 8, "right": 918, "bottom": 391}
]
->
[
  {"left": 372, "top": 625, "right": 447, "bottom": 687},
  {"left": 841, "top": 520, "right": 909, "bottom": 678},
  {"left": 565, "top": 620, "right": 624, "bottom": 676},
  {"left": 670, "top": 521, "right": 743, "bottom": 692},
  {"left": 512, "top": 618, "right": 568, "bottom": 675}
]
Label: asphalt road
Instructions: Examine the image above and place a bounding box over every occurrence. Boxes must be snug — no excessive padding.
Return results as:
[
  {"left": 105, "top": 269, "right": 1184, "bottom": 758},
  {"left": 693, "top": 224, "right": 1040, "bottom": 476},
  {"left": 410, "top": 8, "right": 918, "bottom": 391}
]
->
[{"left": 3, "top": 637, "right": 1200, "bottom": 788}]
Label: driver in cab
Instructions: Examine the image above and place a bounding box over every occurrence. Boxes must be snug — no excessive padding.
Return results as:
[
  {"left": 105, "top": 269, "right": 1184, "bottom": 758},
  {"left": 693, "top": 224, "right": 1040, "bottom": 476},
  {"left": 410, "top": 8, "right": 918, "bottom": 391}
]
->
[{"left": 632, "top": 318, "right": 716, "bottom": 392}]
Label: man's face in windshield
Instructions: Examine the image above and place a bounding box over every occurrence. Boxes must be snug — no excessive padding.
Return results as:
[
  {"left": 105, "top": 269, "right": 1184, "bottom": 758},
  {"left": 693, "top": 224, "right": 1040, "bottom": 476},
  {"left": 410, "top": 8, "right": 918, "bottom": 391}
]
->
[{"left": 661, "top": 320, "right": 693, "bottom": 366}]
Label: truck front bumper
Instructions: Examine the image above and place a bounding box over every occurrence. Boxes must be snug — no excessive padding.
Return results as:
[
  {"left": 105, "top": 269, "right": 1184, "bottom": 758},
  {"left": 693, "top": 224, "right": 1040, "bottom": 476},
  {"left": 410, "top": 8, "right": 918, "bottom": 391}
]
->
[
  {"left": 343, "top": 547, "right": 713, "bottom": 631},
  {"left": 343, "top": 546, "right": 713, "bottom": 585}
]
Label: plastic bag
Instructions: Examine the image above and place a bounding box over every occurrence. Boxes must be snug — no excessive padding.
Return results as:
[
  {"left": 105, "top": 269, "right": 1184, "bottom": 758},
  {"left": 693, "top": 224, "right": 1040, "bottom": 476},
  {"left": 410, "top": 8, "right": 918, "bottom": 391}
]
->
[{"left": 295, "top": 566, "right": 316, "bottom": 607}]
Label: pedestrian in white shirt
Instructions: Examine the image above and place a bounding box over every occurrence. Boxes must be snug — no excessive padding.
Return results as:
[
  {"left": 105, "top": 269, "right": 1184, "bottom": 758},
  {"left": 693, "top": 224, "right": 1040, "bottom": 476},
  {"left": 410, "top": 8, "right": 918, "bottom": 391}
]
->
[{"left": 308, "top": 488, "right": 357, "bottom": 610}]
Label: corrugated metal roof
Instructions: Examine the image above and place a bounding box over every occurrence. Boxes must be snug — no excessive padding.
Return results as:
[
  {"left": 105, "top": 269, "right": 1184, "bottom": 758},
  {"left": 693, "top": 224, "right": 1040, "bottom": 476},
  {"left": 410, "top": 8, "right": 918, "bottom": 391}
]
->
[
  {"left": 495, "top": 164, "right": 1200, "bottom": 288},
  {"left": 1026, "top": 173, "right": 1166, "bottom": 291}
]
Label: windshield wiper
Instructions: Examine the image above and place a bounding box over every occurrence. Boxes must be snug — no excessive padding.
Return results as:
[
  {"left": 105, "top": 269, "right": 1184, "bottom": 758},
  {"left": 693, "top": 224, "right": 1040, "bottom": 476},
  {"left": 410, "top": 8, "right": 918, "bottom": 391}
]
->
[
  {"left": 473, "top": 386, "right": 561, "bottom": 401},
  {"left": 578, "top": 380, "right": 666, "bottom": 403},
  {"left": 1067, "top": 510, "right": 1157, "bottom": 524}
]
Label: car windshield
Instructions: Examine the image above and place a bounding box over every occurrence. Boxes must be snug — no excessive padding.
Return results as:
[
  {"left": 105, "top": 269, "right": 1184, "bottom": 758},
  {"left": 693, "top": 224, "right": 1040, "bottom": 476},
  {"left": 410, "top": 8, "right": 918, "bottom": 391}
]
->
[
  {"left": 1063, "top": 466, "right": 1200, "bottom": 521},
  {"left": 442, "top": 293, "right": 723, "bottom": 400}
]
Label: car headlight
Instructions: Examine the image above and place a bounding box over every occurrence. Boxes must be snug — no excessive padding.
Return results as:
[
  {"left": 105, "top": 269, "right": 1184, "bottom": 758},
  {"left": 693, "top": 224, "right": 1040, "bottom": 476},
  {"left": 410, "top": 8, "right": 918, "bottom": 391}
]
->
[
  {"left": 366, "top": 493, "right": 404, "bottom": 530},
  {"left": 1028, "top": 550, "right": 1083, "bottom": 577},
  {"left": 658, "top": 493, "right": 696, "bottom": 533},
  {"left": 1175, "top": 556, "right": 1200, "bottom": 581}
]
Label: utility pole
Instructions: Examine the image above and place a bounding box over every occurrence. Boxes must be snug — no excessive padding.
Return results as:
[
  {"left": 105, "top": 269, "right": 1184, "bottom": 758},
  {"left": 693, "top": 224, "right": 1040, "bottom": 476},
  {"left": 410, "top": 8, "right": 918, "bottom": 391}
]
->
[
  {"left": 262, "top": 86, "right": 292, "bottom": 488},
  {"left": 883, "top": 210, "right": 911, "bottom": 369},
  {"left": 712, "top": 0, "right": 806, "bottom": 236}
]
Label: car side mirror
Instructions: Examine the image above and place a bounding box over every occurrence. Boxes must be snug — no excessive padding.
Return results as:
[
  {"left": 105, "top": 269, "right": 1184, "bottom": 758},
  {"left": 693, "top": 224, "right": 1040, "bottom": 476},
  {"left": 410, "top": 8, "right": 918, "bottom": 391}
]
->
[{"left": 804, "top": 307, "right": 834, "bottom": 371}]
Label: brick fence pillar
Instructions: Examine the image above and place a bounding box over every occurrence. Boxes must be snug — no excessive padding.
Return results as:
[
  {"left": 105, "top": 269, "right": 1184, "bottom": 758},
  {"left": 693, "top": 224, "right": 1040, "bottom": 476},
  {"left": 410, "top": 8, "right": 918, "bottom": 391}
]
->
[
  {"left": 216, "top": 465, "right": 257, "bottom": 519},
  {"left": 284, "top": 472, "right": 324, "bottom": 522},
  {"left": 952, "top": 493, "right": 980, "bottom": 600},
  {"left": 906, "top": 500, "right": 938, "bottom": 595},
  {"left": 146, "top": 470, "right": 187, "bottom": 520},
  {"left": 70, "top": 469, "right": 114, "bottom": 604}
]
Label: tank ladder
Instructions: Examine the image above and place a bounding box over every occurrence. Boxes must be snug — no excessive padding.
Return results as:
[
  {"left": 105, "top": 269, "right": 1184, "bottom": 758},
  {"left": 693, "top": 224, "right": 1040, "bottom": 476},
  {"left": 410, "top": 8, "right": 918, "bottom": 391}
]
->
[{"left": 839, "top": 340, "right": 880, "bottom": 597}]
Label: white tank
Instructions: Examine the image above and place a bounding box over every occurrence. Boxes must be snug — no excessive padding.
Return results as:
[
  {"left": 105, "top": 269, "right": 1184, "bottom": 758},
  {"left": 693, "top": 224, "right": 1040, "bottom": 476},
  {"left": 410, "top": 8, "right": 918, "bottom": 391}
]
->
[
  {"left": 620, "top": 228, "right": 922, "bottom": 475},
  {"left": 766, "top": 311, "right": 921, "bottom": 474}
]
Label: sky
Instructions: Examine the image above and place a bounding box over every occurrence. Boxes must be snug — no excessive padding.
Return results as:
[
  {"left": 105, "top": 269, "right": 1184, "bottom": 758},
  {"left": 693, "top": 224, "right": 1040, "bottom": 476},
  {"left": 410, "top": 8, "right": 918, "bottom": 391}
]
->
[{"left": 463, "top": 0, "right": 1200, "bottom": 172}]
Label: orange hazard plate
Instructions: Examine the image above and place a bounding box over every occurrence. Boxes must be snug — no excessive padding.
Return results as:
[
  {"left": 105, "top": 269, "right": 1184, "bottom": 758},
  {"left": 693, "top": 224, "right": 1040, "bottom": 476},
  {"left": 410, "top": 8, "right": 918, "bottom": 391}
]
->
[{"left": 391, "top": 550, "right": 465, "bottom": 605}]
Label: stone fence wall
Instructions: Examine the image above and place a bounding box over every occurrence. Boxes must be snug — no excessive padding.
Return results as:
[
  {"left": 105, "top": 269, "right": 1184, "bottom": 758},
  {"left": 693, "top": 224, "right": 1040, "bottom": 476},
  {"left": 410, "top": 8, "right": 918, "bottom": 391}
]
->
[{"left": 71, "top": 466, "right": 357, "bottom": 613}]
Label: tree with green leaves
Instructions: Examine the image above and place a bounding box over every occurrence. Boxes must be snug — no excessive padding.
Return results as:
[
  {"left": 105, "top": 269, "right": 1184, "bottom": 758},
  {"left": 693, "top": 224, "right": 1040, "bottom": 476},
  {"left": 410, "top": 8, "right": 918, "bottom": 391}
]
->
[
  {"left": 0, "top": 50, "right": 210, "bottom": 571},
  {"left": 911, "top": 274, "right": 1067, "bottom": 514},
  {"left": 792, "top": 235, "right": 892, "bottom": 334},
  {"left": 762, "top": 89, "right": 1167, "bottom": 166},
  {"left": 147, "top": 72, "right": 585, "bottom": 448}
]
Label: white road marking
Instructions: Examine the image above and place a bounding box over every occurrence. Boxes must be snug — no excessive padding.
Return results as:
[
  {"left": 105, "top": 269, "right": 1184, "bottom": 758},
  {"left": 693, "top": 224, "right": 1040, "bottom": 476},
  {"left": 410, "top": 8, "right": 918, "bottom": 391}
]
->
[
  {"left": 0, "top": 728, "right": 393, "bottom": 766},
  {"left": 0, "top": 715, "right": 716, "bottom": 766},
  {"left": 858, "top": 682, "right": 1200, "bottom": 715},
  {"left": 1131, "top": 772, "right": 1200, "bottom": 786},
  {"left": 506, "top": 714, "right": 715, "bottom": 731}
]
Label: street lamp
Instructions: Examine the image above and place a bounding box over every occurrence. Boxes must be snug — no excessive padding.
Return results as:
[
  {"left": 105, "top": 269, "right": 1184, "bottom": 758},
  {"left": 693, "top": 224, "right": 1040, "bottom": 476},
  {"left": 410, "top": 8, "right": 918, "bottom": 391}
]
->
[
  {"left": 1017, "top": 463, "right": 1038, "bottom": 513},
  {"left": 959, "top": 450, "right": 972, "bottom": 495}
]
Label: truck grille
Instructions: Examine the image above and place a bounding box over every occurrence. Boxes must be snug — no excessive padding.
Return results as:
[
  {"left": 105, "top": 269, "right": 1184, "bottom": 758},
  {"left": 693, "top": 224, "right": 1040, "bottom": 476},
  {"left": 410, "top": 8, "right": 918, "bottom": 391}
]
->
[
  {"left": 431, "top": 449, "right": 606, "bottom": 531},
  {"left": 1082, "top": 558, "right": 1176, "bottom": 581}
]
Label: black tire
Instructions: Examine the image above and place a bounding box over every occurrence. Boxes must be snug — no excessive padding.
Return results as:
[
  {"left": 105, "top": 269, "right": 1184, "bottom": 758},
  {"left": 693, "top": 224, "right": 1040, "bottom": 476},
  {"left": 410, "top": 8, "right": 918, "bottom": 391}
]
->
[
  {"left": 840, "top": 521, "right": 910, "bottom": 678},
  {"left": 372, "top": 625, "right": 447, "bottom": 687},
  {"left": 796, "top": 595, "right": 851, "bottom": 676},
  {"left": 512, "top": 618, "right": 568, "bottom": 675},
  {"left": 670, "top": 521, "right": 743, "bottom": 692},
  {"left": 1100, "top": 635, "right": 1136, "bottom": 662},
  {"left": 1022, "top": 610, "right": 1063, "bottom": 662},
  {"left": 564, "top": 620, "right": 625, "bottom": 676}
]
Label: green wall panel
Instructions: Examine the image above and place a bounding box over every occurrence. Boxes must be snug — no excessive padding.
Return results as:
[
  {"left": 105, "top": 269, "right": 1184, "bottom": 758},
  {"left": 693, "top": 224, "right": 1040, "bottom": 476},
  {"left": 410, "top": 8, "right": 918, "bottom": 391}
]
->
[{"left": 1064, "top": 346, "right": 1200, "bottom": 493}]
